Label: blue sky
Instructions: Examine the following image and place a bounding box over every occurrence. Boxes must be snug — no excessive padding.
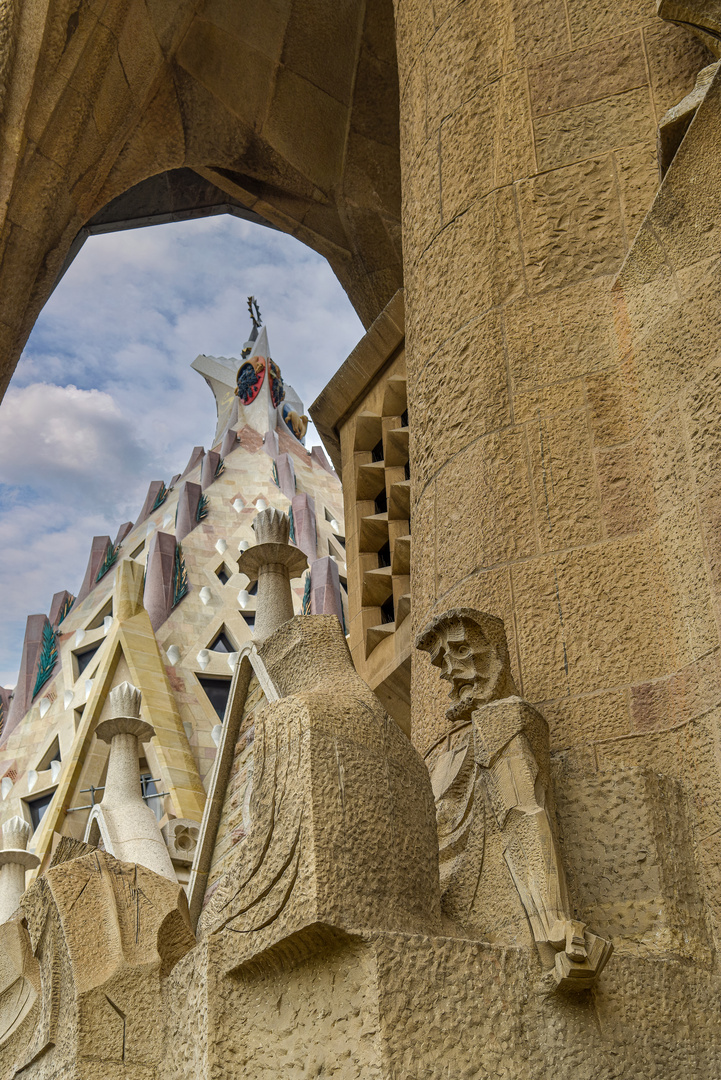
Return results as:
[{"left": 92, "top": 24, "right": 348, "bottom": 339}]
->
[{"left": 0, "top": 215, "right": 363, "bottom": 686}]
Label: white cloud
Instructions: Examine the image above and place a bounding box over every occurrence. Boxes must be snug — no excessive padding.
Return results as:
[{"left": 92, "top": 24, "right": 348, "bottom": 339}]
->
[
  {"left": 0, "top": 215, "right": 363, "bottom": 686},
  {"left": 0, "top": 383, "right": 152, "bottom": 510}
]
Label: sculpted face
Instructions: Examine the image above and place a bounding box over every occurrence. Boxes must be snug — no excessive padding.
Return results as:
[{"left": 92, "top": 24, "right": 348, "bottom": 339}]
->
[
  {"left": 438, "top": 620, "right": 505, "bottom": 708},
  {"left": 416, "top": 608, "right": 517, "bottom": 719}
]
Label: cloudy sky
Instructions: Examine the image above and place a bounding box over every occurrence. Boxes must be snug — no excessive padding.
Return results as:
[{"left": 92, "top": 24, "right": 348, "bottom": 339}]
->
[{"left": 0, "top": 216, "right": 363, "bottom": 686}]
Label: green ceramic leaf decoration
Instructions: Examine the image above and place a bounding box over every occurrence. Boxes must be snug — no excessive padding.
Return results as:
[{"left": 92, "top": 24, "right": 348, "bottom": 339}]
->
[{"left": 33, "top": 622, "right": 58, "bottom": 699}]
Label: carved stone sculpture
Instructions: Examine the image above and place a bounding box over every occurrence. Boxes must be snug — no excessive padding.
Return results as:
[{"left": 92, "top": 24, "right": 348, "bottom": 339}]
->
[
  {"left": 0, "top": 849, "right": 194, "bottom": 1075},
  {"left": 417, "top": 608, "right": 612, "bottom": 990},
  {"left": 237, "top": 507, "right": 308, "bottom": 642},
  {"left": 91, "top": 681, "right": 176, "bottom": 880},
  {"left": 198, "top": 614, "right": 441, "bottom": 962},
  {"left": 0, "top": 817, "right": 38, "bottom": 924}
]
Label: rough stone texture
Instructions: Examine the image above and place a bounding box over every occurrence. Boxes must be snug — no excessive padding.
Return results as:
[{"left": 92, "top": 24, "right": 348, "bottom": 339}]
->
[
  {"left": 198, "top": 616, "right": 440, "bottom": 950},
  {"left": 0, "top": 851, "right": 195, "bottom": 1077},
  {"left": 1, "top": 0, "right": 721, "bottom": 1071}
]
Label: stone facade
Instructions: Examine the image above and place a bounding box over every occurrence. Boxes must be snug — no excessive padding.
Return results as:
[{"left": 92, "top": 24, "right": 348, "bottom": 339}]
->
[{"left": 0, "top": 0, "right": 720, "bottom": 1075}]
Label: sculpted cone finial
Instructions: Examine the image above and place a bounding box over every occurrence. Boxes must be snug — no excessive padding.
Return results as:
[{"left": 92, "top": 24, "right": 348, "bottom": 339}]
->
[
  {"left": 109, "top": 681, "right": 142, "bottom": 721},
  {"left": 252, "top": 506, "right": 290, "bottom": 546},
  {"left": 2, "top": 816, "right": 31, "bottom": 851}
]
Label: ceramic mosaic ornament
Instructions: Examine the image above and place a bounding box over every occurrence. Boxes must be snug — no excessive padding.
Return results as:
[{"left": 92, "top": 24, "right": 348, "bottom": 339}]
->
[
  {"left": 268, "top": 359, "right": 285, "bottom": 408},
  {"left": 235, "top": 357, "right": 265, "bottom": 404}
]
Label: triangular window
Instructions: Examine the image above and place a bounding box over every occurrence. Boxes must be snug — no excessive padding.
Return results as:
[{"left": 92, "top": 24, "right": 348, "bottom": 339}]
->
[
  {"left": 197, "top": 675, "right": 232, "bottom": 720},
  {"left": 209, "top": 629, "right": 236, "bottom": 654},
  {"left": 37, "top": 736, "right": 61, "bottom": 771},
  {"left": 87, "top": 599, "right": 113, "bottom": 630},
  {"left": 74, "top": 643, "right": 100, "bottom": 677}
]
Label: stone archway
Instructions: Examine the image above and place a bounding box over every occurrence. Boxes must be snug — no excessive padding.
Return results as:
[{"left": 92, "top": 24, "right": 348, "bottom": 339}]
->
[{"left": 0, "top": 0, "right": 402, "bottom": 398}]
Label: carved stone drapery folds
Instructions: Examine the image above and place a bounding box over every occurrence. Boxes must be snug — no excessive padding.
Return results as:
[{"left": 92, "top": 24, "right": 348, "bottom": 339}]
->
[
  {"left": 417, "top": 607, "right": 612, "bottom": 990},
  {"left": 198, "top": 615, "right": 441, "bottom": 957}
]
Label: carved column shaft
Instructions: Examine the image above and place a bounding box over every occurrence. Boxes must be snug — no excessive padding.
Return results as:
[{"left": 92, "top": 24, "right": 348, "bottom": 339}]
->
[
  {"left": 103, "top": 730, "right": 147, "bottom": 809},
  {"left": 255, "top": 562, "right": 296, "bottom": 641},
  {"left": 95, "top": 682, "right": 176, "bottom": 881}
]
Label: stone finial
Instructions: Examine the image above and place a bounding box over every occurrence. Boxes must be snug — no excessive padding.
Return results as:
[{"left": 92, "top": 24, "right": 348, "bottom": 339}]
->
[
  {"left": 109, "top": 681, "right": 142, "bottom": 721},
  {"left": 2, "top": 816, "right": 31, "bottom": 851},
  {"left": 252, "top": 506, "right": 290, "bottom": 545}
]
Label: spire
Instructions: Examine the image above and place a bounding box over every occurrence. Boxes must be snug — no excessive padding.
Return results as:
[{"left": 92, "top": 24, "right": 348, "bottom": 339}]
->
[
  {"left": 191, "top": 296, "right": 307, "bottom": 447},
  {"left": 240, "top": 295, "right": 262, "bottom": 356}
]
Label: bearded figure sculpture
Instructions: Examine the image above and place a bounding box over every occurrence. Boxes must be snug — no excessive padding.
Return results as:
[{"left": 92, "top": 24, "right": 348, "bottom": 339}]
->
[{"left": 417, "top": 608, "right": 612, "bottom": 990}]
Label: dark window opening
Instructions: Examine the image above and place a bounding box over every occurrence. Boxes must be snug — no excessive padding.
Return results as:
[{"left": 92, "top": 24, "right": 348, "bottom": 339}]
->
[
  {"left": 404, "top": 460, "right": 410, "bottom": 481},
  {"left": 209, "top": 630, "right": 236, "bottom": 653},
  {"left": 374, "top": 489, "right": 388, "bottom": 515},
  {"left": 378, "top": 541, "right": 391, "bottom": 568},
  {"left": 324, "top": 508, "right": 334, "bottom": 521},
  {"left": 26, "top": 791, "right": 55, "bottom": 832},
  {"left": 380, "top": 596, "right": 395, "bottom": 625},
  {"left": 197, "top": 675, "right": 232, "bottom": 720},
  {"left": 75, "top": 643, "right": 100, "bottom": 676},
  {"left": 216, "top": 566, "right": 230, "bottom": 585},
  {"left": 244, "top": 613, "right": 256, "bottom": 630},
  {"left": 334, "top": 533, "right": 345, "bottom": 548},
  {"left": 371, "top": 438, "right": 384, "bottom": 463},
  {"left": 401, "top": 408, "right": 409, "bottom": 428},
  {"left": 247, "top": 580, "right": 258, "bottom": 596}
]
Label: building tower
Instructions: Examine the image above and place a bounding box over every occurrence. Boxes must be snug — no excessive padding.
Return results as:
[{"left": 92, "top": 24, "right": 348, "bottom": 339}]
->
[{"left": 0, "top": 303, "right": 347, "bottom": 886}]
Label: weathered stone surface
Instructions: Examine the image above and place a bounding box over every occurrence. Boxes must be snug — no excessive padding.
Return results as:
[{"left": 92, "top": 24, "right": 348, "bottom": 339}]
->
[
  {"left": 517, "top": 156, "right": 627, "bottom": 291},
  {"left": 533, "top": 87, "right": 656, "bottom": 172},
  {"left": 2, "top": 0, "right": 721, "bottom": 1069},
  {"left": 528, "top": 32, "right": 648, "bottom": 117}
]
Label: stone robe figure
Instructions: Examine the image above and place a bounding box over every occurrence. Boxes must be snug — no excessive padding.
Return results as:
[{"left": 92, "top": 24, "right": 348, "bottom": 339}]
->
[{"left": 417, "top": 607, "right": 612, "bottom": 989}]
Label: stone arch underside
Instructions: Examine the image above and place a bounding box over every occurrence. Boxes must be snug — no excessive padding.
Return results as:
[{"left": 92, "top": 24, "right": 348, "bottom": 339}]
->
[{"left": 0, "top": 0, "right": 402, "bottom": 399}]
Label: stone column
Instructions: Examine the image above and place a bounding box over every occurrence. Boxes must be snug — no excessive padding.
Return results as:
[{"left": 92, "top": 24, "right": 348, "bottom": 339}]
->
[
  {"left": 95, "top": 682, "right": 176, "bottom": 880},
  {"left": 238, "top": 508, "right": 308, "bottom": 642},
  {"left": 394, "top": 0, "right": 712, "bottom": 758},
  {"left": 0, "top": 816, "right": 39, "bottom": 922}
]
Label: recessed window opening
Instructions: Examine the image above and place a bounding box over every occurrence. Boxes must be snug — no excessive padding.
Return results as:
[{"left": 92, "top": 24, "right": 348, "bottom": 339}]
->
[
  {"left": 197, "top": 675, "right": 232, "bottom": 720},
  {"left": 216, "top": 566, "right": 230, "bottom": 585},
  {"left": 209, "top": 629, "right": 236, "bottom": 653},
  {"left": 130, "top": 542, "right": 145, "bottom": 559},
  {"left": 74, "top": 643, "right": 100, "bottom": 676},
  {"left": 380, "top": 595, "right": 395, "bottom": 625},
  {"left": 37, "top": 736, "right": 61, "bottom": 771},
  {"left": 377, "top": 541, "right": 391, "bottom": 568},
  {"left": 401, "top": 408, "right": 409, "bottom": 428},
  {"left": 247, "top": 580, "right": 258, "bottom": 596},
  {"left": 374, "top": 489, "right": 388, "bottom": 515},
  {"left": 371, "top": 438, "right": 384, "bottom": 463},
  {"left": 87, "top": 598, "right": 112, "bottom": 630},
  {"left": 404, "top": 460, "right": 410, "bottom": 481},
  {"left": 26, "top": 790, "right": 55, "bottom": 832},
  {"left": 243, "top": 613, "right": 256, "bottom": 630}
]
